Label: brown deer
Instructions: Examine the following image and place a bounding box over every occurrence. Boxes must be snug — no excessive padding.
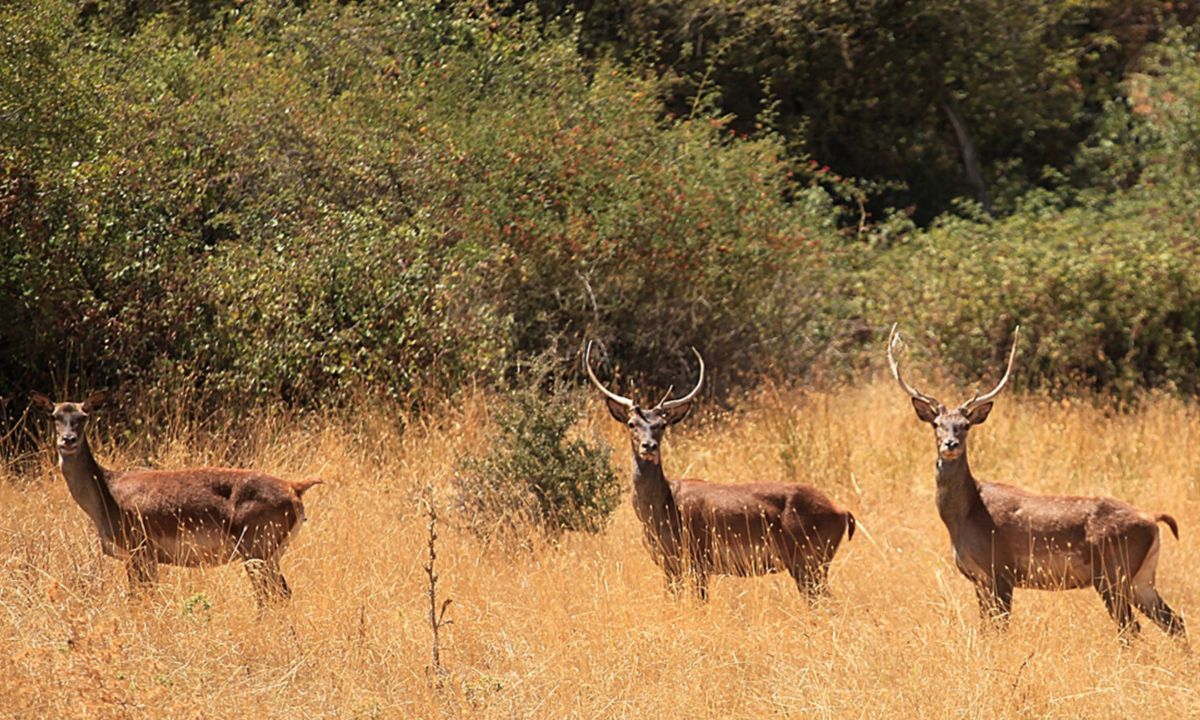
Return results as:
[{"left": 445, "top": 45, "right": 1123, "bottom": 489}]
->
[
  {"left": 888, "top": 324, "right": 1185, "bottom": 638},
  {"left": 32, "top": 391, "right": 320, "bottom": 604},
  {"left": 585, "top": 342, "right": 855, "bottom": 600}
]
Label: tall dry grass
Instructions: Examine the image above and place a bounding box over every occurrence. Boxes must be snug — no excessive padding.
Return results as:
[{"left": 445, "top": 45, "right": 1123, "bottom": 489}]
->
[{"left": 2, "top": 379, "right": 1200, "bottom": 718}]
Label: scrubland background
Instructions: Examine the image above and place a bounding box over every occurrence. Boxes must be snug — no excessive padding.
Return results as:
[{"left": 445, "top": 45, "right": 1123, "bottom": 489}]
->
[
  {"left": 4, "top": 0, "right": 1200, "bottom": 414},
  {"left": 5, "top": 1, "right": 1200, "bottom": 717}
]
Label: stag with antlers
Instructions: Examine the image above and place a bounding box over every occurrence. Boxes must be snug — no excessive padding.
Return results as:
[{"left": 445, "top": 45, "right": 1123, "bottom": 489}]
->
[
  {"left": 585, "top": 343, "right": 855, "bottom": 601},
  {"left": 888, "top": 325, "right": 1184, "bottom": 638}
]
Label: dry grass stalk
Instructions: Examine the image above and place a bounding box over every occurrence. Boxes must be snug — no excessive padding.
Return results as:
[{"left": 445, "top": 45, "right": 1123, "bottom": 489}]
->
[
  {"left": 424, "top": 489, "right": 452, "bottom": 687},
  {"left": 2, "top": 381, "right": 1199, "bottom": 718}
]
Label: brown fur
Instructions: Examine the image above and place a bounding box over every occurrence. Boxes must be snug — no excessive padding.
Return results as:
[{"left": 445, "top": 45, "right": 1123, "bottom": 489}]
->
[
  {"left": 931, "top": 461, "right": 1185, "bottom": 638},
  {"left": 888, "top": 326, "right": 1185, "bottom": 638},
  {"left": 585, "top": 345, "right": 853, "bottom": 601},
  {"left": 32, "top": 392, "right": 319, "bottom": 604},
  {"left": 670, "top": 477, "right": 854, "bottom": 599},
  {"left": 1156, "top": 513, "right": 1180, "bottom": 540}
]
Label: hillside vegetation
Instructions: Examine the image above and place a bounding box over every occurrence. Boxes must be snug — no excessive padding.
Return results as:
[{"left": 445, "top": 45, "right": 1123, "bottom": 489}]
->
[{"left": 2, "top": 0, "right": 1199, "bottom": 422}]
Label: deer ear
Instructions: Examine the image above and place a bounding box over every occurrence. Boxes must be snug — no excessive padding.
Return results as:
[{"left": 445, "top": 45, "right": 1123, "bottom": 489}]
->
[
  {"left": 660, "top": 401, "right": 693, "bottom": 426},
  {"left": 964, "top": 401, "right": 993, "bottom": 425},
  {"left": 911, "top": 397, "right": 939, "bottom": 424},
  {"left": 605, "top": 398, "right": 630, "bottom": 424},
  {"left": 30, "top": 392, "right": 54, "bottom": 413},
  {"left": 81, "top": 390, "right": 108, "bottom": 413}
]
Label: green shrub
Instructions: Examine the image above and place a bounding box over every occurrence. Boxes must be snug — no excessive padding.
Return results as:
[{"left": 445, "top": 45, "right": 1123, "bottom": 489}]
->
[
  {"left": 454, "top": 378, "right": 620, "bottom": 543},
  {"left": 3, "top": 0, "right": 1200, "bottom": 424},
  {"left": 0, "top": 0, "right": 840, "bottom": 420},
  {"left": 867, "top": 185, "right": 1200, "bottom": 398},
  {"left": 865, "top": 27, "right": 1200, "bottom": 399},
  {"left": 518, "top": 0, "right": 1198, "bottom": 222}
]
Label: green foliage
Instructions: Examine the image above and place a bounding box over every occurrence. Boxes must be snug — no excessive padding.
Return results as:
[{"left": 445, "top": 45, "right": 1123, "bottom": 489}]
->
[
  {"left": 181, "top": 592, "right": 212, "bottom": 623},
  {"left": 864, "top": 26, "right": 1200, "bottom": 399},
  {"left": 522, "top": 0, "right": 1197, "bottom": 221},
  {"left": 0, "top": 0, "right": 840, "bottom": 415},
  {"left": 454, "top": 378, "right": 620, "bottom": 542},
  {"left": 868, "top": 186, "right": 1200, "bottom": 398},
  {"left": 3, "top": 0, "right": 1200, "bottom": 421}
]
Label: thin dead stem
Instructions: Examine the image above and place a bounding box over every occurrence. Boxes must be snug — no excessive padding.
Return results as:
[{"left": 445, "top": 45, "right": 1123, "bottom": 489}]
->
[{"left": 424, "top": 489, "right": 452, "bottom": 687}]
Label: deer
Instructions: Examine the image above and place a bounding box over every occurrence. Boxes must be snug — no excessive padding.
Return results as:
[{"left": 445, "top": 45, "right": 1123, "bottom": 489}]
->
[
  {"left": 887, "top": 324, "right": 1185, "bottom": 638},
  {"left": 31, "top": 391, "right": 321, "bottom": 605},
  {"left": 585, "top": 342, "right": 855, "bottom": 601}
]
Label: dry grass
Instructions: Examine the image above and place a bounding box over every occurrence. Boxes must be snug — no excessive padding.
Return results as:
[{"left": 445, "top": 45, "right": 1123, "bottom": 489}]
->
[{"left": 3, "top": 379, "right": 1200, "bottom": 719}]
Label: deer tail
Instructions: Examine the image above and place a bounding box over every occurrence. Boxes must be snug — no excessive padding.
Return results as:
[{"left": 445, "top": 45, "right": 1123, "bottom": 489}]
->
[
  {"left": 291, "top": 478, "right": 325, "bottom": 497},
  {"left": 1155, "top": 513, "right": 1179, "bottom": 540},
  {"left": 845, "top": 511, "right": 856, "bottom": 541}
]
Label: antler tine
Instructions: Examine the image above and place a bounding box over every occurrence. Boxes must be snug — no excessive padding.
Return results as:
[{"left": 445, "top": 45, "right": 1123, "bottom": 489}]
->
[
  {"left": 887, "top": 323, "right": 941, "bottom": 408},
  {"left": 658, "top": 347, "right": 704, "bottom": 410},
  {"left": 963, "top": 325, "right": 1020, "bottom": 410},
  {"left": 584, "top": 341, "right": 635, "bottom": 408},
  {"left": 655, "top": 385, "right": 675, "bottom": 407}
]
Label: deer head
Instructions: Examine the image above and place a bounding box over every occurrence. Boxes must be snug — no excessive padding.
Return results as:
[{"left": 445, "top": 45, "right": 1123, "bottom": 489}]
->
[
  {"left": 584, "top": 342, "right": 704, "bottom": 465},
  {"left": 887, "top": 324, "right": 1019, "bottom": 461},
  {"left": 31, "top": 391, "right": 108, "bottom": 457}
]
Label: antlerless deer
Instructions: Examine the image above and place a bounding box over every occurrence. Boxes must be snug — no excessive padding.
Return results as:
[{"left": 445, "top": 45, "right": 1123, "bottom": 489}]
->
[
  {"left": 33, "top": 392, "right": 321, "bottom": 604},
  {"left": 888, "top": 325, "right": 1185, "bottom": 638},
  {"left": 585, "top": 342, "right": 855, "bottom": 600}
]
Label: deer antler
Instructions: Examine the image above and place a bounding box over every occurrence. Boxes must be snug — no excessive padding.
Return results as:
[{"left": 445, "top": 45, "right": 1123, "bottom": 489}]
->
[
  {"left": 887, "top": 324, "right": 942, "bottom": 410},
  {"left": 584, "top": 341, "right": 635, "bottom": 408},
  {"left": 657, "top": 348, "right": 704, "bottom": 410},
  {"left": 962, "top": 326, "right": 1020, "bottom": 411}
]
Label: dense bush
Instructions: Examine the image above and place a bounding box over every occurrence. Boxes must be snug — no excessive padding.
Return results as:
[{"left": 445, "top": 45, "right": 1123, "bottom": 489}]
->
[
  {"left": 453, "top": 377, "right": 620, "bottom": 542},
  {"left": 515, "top": 0, "right": 1199, "bottom": 222},
  {"left": 865, "top": 28, "right": 1200, "bottom": 398},
  {"left": 869, "top": 193, "right": 1200, "bottom": 397},
  {"left": 3, "top": 0, "right": 1200, "bottom": 427},
  {"left": 0, "top": 0, "right": 843, "bottom": 416}
]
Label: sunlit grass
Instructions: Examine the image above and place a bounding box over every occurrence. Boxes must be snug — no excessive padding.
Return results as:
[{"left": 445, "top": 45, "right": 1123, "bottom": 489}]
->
[{"left": 2, "top": 379, "right": 1199, "bottom": 718}]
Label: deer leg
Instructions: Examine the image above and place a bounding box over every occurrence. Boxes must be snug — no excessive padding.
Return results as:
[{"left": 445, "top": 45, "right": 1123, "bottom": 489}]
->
[
  {"left": 791, "top": 559, "right": 830, "bottom": 603},
  {"left": 244, "top": 557, "right": 292, "bottom": 606},
  {"left": 659, "top": 549, "right": 688, "bottom": 597},
  {"left": 125, "top": 548, "right": 158, "bottom": 593},
  {"left": 240, "top": 530, "right": 291, "bottom": 604},
  {"left": 1129, "top": 542, "right": 1187, "bottom": 639},
  {"left": 268, "top": 563, "right": 293, "bottom": 600},
  {"left": 813, "top": 558, "right": 834, "bottom": 597},
  {"left": 1133, "top": 584, "right": 1186, "bottom": 638},
  {"left": 244, "top": 559, "right": 271, "bottom": 606},
  {"left": 235, "top": 514, "right": 296, "bottom": 606},
  {"left": 692, "top": 569, "right": 709, "bottom": 602},
  {"left": 975, "top": 576, "right": 1013, "bottom": 629},
  {"left": 1095, "top": 577, "right": 1140, "bottom": 639}
]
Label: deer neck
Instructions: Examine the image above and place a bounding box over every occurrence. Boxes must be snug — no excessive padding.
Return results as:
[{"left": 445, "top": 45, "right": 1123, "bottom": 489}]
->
[
  {"left": 631, "top": 453, "right": 681, "bottom": 544},
  {"left": 934, "top": 453, "right": 984, "bottom": 531},
  {"left": 58, "top": 437, "right": 122, "bottom": 540}
]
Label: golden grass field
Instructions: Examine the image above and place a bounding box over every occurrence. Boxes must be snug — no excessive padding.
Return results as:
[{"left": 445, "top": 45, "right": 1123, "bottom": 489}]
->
[{"left": 3, "top": 378, "right": 1200, "bottom": 719}]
